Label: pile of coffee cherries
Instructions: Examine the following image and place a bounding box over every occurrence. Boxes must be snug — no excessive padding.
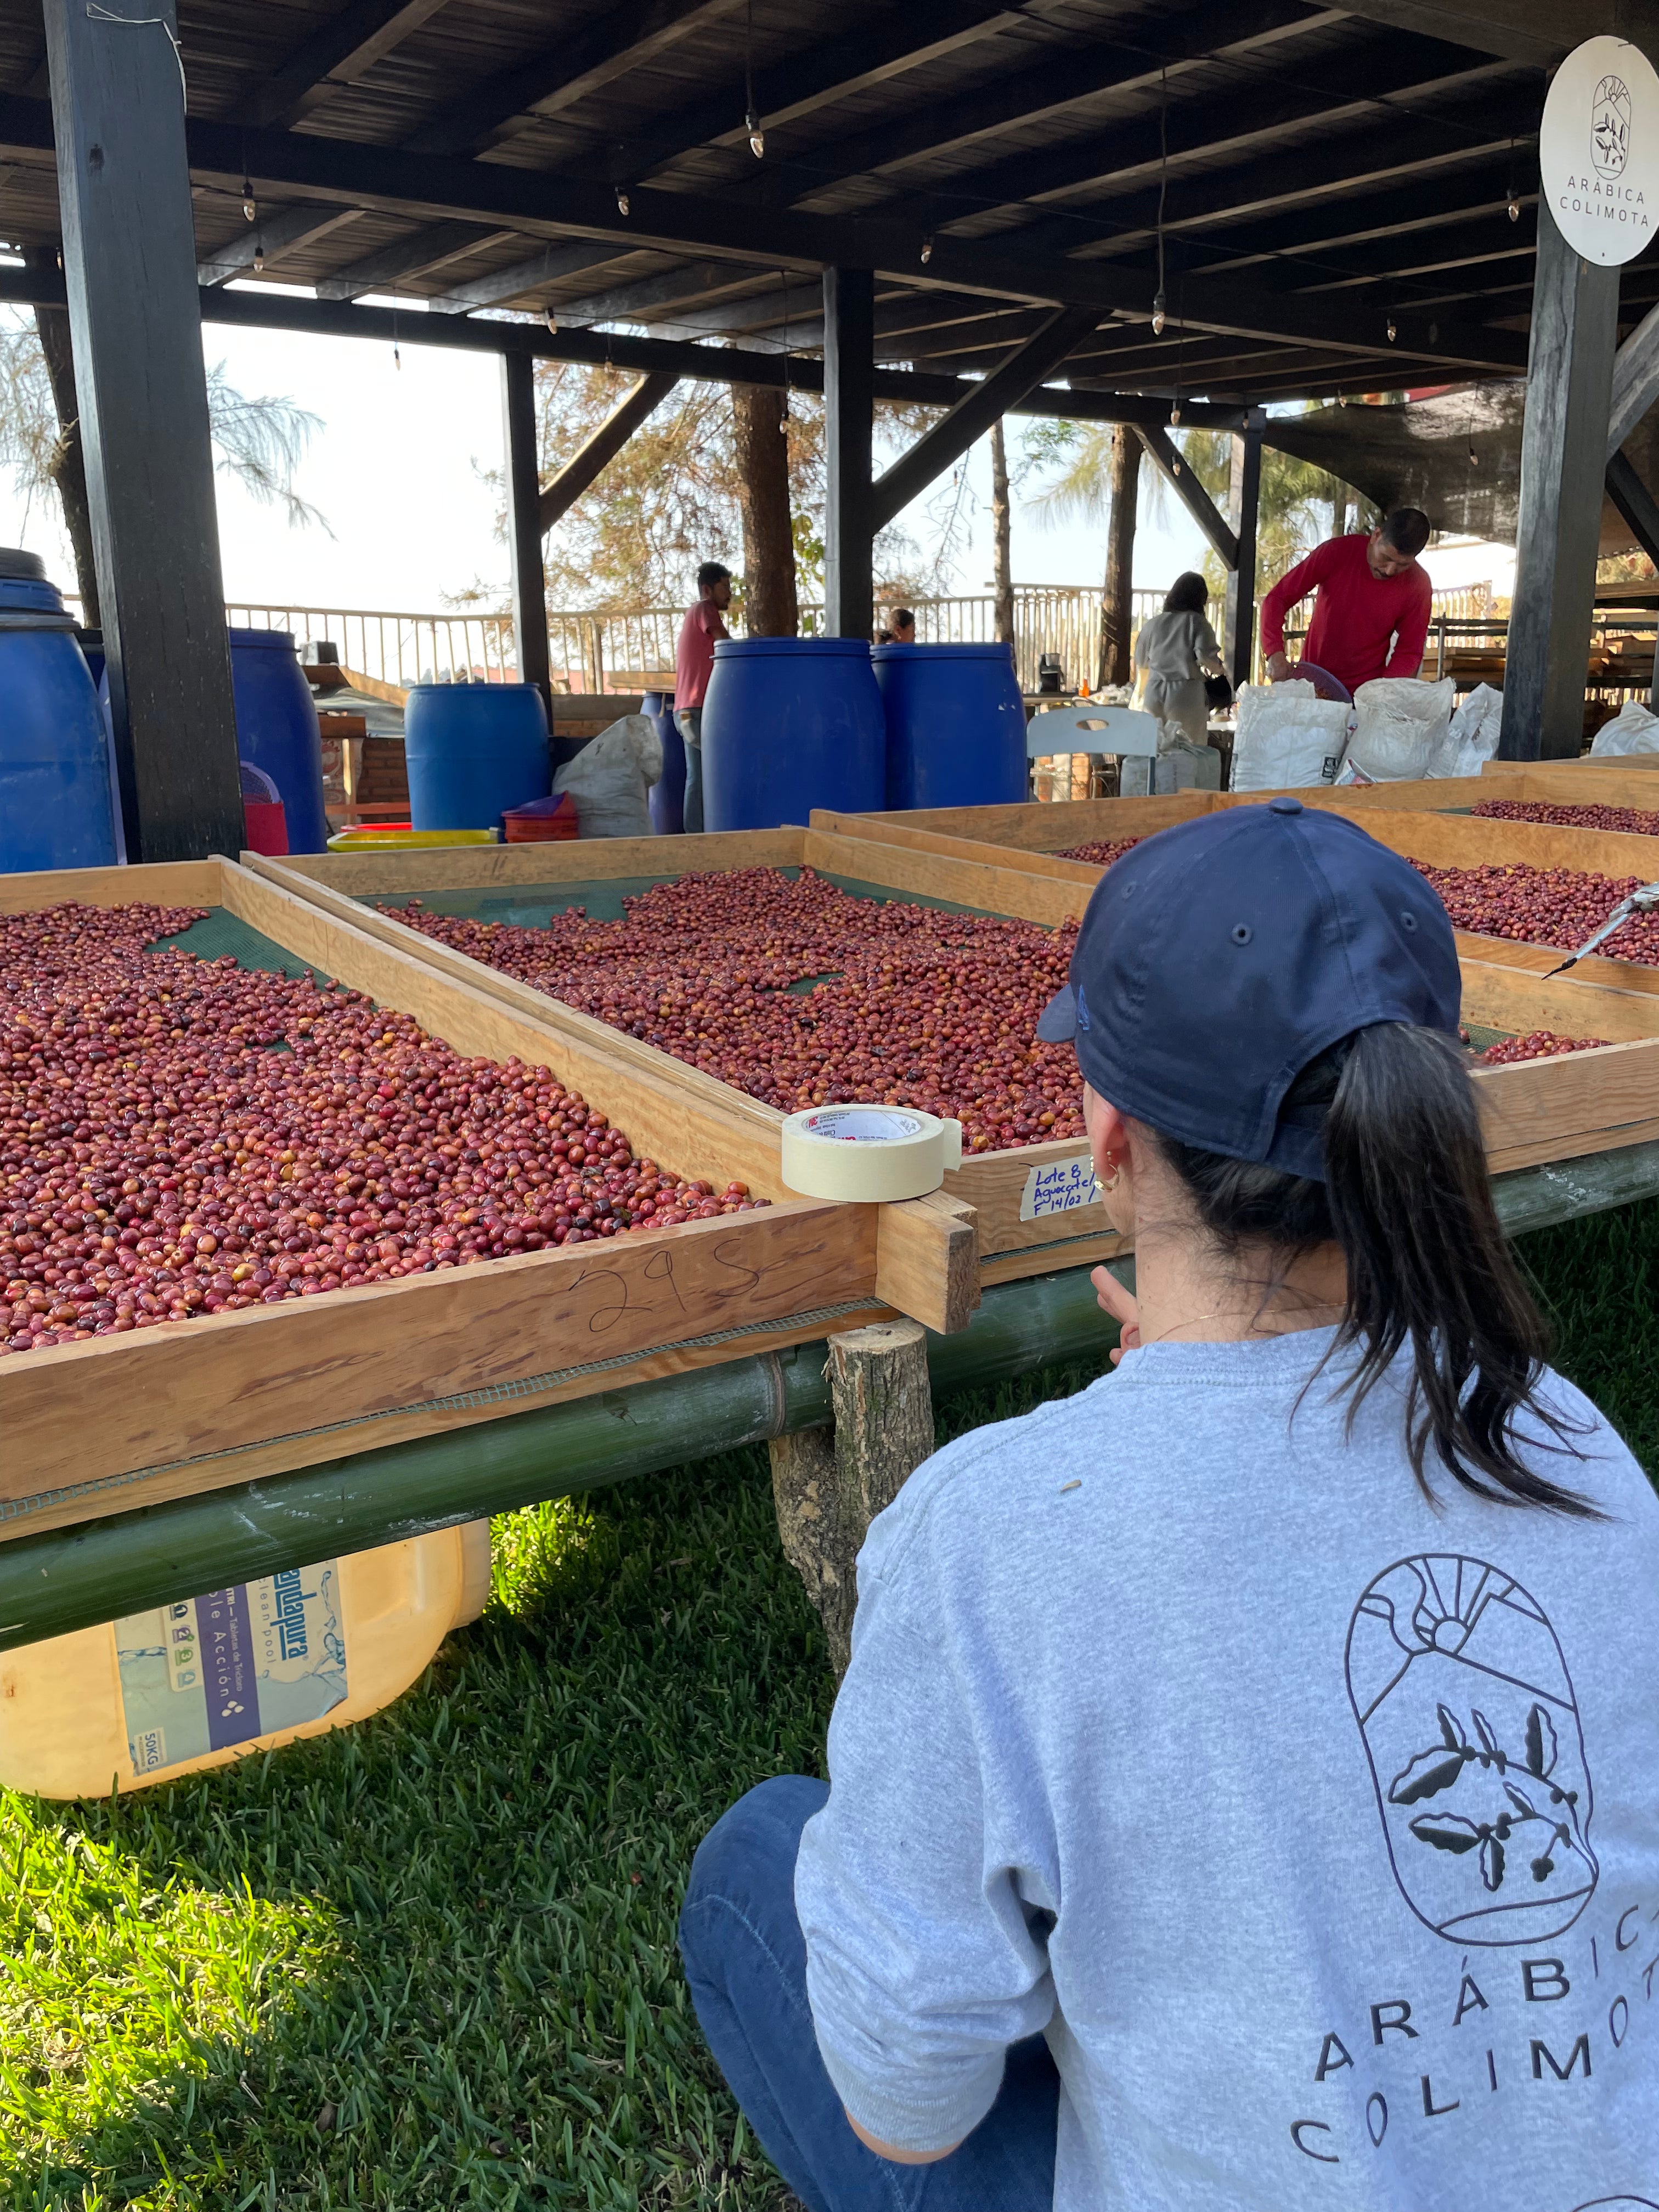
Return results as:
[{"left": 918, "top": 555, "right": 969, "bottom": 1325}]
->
[
  {"left": 386, "top": 867, "right": 1086, "bottom": 1154},
  {"left": 1055, "top": 838, "right": 1143, "bottom": 867},
  {"left": 1473, "top": 798, "right": 1659, "bottom": 837},
  {"left": 1476, "top": 1030, "right": 1610, "bottom": 1066},
  {"left": 1414, "top": 861, "right": 1659, "bottom": 964},
  {"left": 0, "top": 901, "right": 760, "bottom": 1357}
]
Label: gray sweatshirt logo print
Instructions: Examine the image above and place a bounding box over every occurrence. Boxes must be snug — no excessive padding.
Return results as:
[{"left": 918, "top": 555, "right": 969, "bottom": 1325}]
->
[{"left": 1347, "top": 1555, "right": 1599, "bottom": 1946}]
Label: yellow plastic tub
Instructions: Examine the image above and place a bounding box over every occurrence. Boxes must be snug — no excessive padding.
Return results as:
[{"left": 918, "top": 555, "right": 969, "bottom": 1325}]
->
[
  {"left": 325, "top": 827, "right": 499, "bottom": 852},
  {"left": 0, "top": 1521, "right": 492, "bottom": 1798}
]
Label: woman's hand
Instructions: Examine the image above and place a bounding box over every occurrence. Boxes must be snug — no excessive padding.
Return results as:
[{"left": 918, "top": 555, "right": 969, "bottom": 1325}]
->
[{"left": 1091, "top": 1265, "right": 1140, "bottom": 1365}]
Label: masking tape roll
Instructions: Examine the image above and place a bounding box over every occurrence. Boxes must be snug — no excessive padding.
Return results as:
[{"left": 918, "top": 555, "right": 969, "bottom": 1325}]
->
[{"left": 780, "top": 1106, "right": 964, "bottom": 1203}]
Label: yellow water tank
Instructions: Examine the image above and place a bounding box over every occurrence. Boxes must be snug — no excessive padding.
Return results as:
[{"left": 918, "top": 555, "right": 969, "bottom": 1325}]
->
[{"left": 0, "top": 1521, "right": 492, "bottom": 1799}]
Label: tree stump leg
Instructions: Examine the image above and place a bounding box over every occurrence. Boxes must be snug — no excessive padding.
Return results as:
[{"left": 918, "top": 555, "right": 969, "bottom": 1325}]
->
[{"left": 766, "top": 1319, "right": 934, "bottom": 1680}]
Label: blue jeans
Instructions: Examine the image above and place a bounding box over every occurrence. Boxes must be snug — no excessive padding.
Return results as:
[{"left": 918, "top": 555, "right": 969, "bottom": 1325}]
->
[
  {"left": 679, "top": 1777, "right": 1058, "bottom": 2211},
  {"left": 674, "top": 708, "right": 704, "bottom": 834}
]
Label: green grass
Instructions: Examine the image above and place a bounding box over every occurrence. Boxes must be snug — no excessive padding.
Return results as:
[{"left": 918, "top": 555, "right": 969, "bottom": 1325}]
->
[{"left": 3, "top": 1203, "right": 1657, "bottom": 2210}]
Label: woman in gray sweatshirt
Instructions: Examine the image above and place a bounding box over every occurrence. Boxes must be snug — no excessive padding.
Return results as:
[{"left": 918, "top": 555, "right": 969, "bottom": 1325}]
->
[{"left": 681, "top": 800, "right": 1659, "bottom": 2212}]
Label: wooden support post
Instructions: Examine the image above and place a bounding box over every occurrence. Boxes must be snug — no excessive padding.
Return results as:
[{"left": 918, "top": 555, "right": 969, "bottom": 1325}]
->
[
  {"left": 823, "top": 266, "right": 874, "bottom": 641},
  {"left": 1498, "top": 202, "right": 1620, "bottom": 763},
  {"left": 768, "top": 1318, "right": 934, "bottom": 1678},
  {"left": 1098, "top": 425, "right": 1139, "bottom": 689},
  {"left": 1224, "top": 423, "right": 1263, "bottom": 691},
  {"left": 501, "top": 352, "right": 552, "bottom": 712},
  {"left": 1135, "top": 425, "right": 1239, "bottom": 571},
  {"left": 43, "top": 0, "right": 242, "bottom": 862}
]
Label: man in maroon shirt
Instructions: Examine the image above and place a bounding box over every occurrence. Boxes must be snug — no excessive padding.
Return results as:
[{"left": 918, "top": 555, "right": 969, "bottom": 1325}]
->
[
  {"left": 1259, "top": 508, "right": 1432, "bottom": 699},
  {"left": 674, "top": 561, "right": 732, "bottom": 834}
]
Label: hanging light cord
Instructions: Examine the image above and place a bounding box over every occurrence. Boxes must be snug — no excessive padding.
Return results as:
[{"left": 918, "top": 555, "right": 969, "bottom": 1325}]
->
[{"left": 86, "top": 3, "right": 186, "bottom": 101}]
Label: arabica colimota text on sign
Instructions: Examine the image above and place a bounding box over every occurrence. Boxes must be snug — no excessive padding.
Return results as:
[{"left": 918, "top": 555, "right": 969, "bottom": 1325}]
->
[{"left": 1541, "top": 36, "right": 1659, "bottom": 265}]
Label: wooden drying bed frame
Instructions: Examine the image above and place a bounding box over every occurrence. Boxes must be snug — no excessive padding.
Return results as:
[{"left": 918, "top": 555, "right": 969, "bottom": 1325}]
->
[
  {"left": 787, "top": 796, "right": 1659, "bottom": 1184},
  {"left": 0, "top": 855, "right": 984, "bottom": 1544},
  {"left": 249, "top": 826, "right": 1134, "bottom": 1291}
]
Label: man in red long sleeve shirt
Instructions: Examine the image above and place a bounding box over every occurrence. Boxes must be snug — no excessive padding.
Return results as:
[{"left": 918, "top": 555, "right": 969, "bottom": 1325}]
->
[
  {"left": 674, "top": 560, "right": 732, "bottom": 834},
  {"left": 1259, "top": 507, "right": 1433, "bottom": 698}
]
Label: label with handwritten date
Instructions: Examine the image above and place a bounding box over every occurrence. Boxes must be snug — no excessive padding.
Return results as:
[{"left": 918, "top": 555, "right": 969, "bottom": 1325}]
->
[{"left": 1019, "top": 1155, "right": 1102, "bottom": 1221}]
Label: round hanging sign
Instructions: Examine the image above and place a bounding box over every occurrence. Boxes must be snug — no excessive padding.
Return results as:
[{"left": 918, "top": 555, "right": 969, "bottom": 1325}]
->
[{"left": 1541, "top": 35, "right": 1659, "bottom": 264}]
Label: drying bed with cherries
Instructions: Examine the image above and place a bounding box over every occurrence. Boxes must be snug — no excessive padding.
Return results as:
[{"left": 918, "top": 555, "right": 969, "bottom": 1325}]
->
[
  {"left": 0, "top": 901, "right": 761, "bottom": 1357},
  {"left": 1472, "top": 798, "right": 1659, "bottom": 837},
  {"left": 1055, "top": 837, "right": 1143, "bottom": 867},
  {"left": 1413, "top": 861, "right": 1659, "bottom": 964},
  {"left": 385, "top": 867, "right": 1086, "bottom": 1153},
  {"left": 1472, "top": 1030, "right": 1609, "bottom": 1065}
]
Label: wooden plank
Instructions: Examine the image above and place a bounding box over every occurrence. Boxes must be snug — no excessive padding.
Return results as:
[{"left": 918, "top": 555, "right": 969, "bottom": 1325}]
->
[
  {"left": 1458, "top": 959, "right": 1659, "bottom": 1044},
  {"left": 845, "top": 792, "right": 1214, "bottom": 850},
  {"left": 1, "top": 1298, "right": 901, "bottom": 1547},
  {"left": 811, "top": 811, "right": 1104, "bottom": 884},
  {"left": 267, "top": 826, "right": 805, "bottom": 896},
  {"left": 1334, "top": 805, "right": 1659, "bottom": 883},
  {"left": 979, "top": 1226, "right": 1130, "bottom": 1285},
  {"left": 0, "top": 856, "right": 225, "bottom": 915},
  {"left": 875, "top": 1192, "right": 979, "bottom": 1335},
  {"left": 0, "top": 1199, "right": 877, "bottom": 1504},
  {"left": 802, "top": 827, "right": 1090, "bottom": 928},
  {"left": 1473, "top": 1036, "right": 1659, "bottom": 1171},
  {"left": 949, "top": 1135, "right": 1107, "bottom": 1255}
]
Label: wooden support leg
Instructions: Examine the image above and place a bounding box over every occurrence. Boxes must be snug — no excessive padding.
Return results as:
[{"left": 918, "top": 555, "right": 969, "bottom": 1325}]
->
[{"left": 767, "top": 1319, "right": 934, "bottom": 1678}]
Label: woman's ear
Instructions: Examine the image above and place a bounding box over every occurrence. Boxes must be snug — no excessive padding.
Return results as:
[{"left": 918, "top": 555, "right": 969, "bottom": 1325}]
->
[{"left": 1082, "top": 1087, "right": 1130, "bottom": 1184}]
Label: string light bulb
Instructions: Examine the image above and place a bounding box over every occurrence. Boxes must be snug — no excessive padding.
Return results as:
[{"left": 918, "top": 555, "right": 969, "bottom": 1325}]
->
[
  {"left": 544, "top": 305, "right": 558, "bottom": 335},
  {"left": 780, "top": 393, "right": 790, "bottom": 430},
  {"left": 1170, "top": 399, "right": 1181, "bottom": 427},
  {"left": 921, "top": 234, "right": 933, "bottom": 264},
  {"left": 616, "top": 188, "right": 630, "bottom": 216},
  {"left": 1508, "top": 195, "right": 1521, "bottom": 222},
  {"left": 1386, "top": 317, "right": 1398, "bottom": 343},
  {"left": 253, "top": 243, "right": 264, "bottom": 274},
  {"left": 241, "top": 179, "right": 256, "bottom": 223},
  {"left": 1151, "top": 290, "right": 1167, "bottom": 337},
  {"left": 747, "top": 108, "right": 764, "bottom": 159}
]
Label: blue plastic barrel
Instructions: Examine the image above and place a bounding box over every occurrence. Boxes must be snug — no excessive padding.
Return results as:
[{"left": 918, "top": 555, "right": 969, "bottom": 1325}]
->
[
  {"left": 228, "top": 628, "right": 330, "bottom": 853},
  {"left": 404, "top": 682, "right": 551, "bottom": 832},
  {"left": 874, "top": 641, "right": 1026, "bottom": 810},
  {"left": 643, "top": 689, "right": 684, "bottom": 835},
  {"left": 0, "top": 549, "right": 117, "bottom": 872},
  {"left": 702, "top": 639, "right": 884, "bottom": 832}
]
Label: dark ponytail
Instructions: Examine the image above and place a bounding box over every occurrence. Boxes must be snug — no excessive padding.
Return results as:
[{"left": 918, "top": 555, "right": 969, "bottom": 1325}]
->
[{"left": 1153, "top": 1023, "right": 1595, "bottom": 1515}]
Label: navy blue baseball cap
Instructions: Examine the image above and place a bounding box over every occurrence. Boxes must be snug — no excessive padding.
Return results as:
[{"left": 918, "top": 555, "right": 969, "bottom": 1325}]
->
[{"left": 1035, "top": 797, "right": 1461, "bottom": 1181}]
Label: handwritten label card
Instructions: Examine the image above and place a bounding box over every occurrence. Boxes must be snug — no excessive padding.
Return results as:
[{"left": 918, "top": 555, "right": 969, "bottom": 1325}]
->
[{"left": 1019, "top": 1155, "right": 1102, "bottom": 1221}]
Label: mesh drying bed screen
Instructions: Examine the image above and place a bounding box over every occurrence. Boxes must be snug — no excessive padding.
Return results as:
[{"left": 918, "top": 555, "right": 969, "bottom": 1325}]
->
[{"left": 153, "top": 907, "right": 332, "bottom": 981}]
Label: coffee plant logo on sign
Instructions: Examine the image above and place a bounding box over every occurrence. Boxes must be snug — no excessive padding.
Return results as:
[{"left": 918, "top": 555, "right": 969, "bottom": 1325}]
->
[
  {"left": 1541, "top": 35, "right": 1659, "bottom": 264},
  {"left": 1346, "top": 1554, "right": 1598, "bottom": 1947}
]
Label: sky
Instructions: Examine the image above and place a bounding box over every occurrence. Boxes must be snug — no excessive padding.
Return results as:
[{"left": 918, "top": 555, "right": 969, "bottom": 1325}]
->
[{"left": 0, "top": 289, "right": 1516, "bottom": 619}]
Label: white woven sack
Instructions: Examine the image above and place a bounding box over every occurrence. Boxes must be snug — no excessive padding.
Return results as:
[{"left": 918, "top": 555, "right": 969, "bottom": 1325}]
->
[
  {"left": 1231, "top": 681, "right": 1350, "bottom": 792},
  {"left": 1427, "top": 682, "right": 1504, "bottom": 778},
  {"left": 551, "top": 714, "right": 664, "bottom": 838},
  {"left": 1589, "top": 699, "right": 1659, "bottom": 756},
  {"left": 1347, "top": 676, "right": 1454, "bottom": 782}
]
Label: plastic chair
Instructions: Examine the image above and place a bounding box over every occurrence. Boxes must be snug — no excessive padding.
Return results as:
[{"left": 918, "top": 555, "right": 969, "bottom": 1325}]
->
[{"left": 1027, "top": 706, "right": 1160, "bottom": 800}]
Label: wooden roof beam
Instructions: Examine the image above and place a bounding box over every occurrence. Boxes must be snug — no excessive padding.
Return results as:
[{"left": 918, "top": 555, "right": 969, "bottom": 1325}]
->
[
  {"left": 1327, "top": 0, "right": 1659, "bottom": 70},
  {"left": 426, "top": 241, "right": 629, "bottom": 315},
  {"left": 0, "top": 93, "right": 1528, "bottom": 372},
  {"left": 403, "top": 0, "right": 745, "bottom": 159},
  {"left": 1183, "top": 167, "right": 1528, "bottom": 275},
  {"left": 610, "top": 0, "right": 1023, "bottom": 187},
  {"left": 0, "top": 256, "right": 1255, "bottom": 425},
  {"left": 549, "top": 260, "right": 769, "bottom": 327},
  {"left": 870, "top": 306, "right": 1101, "bottom": 532},
  {"left": 231, "top": 0, "right": 453, "bottom": 133},
  {"left": 196, "top": 202, "right": 363, "bottom": 286},
  {"left": 775, "top": 0, "right": 1339, "bottom": 212},
  {"left": 1012, "top": 98, "right": 1543, "bottom": 259},
  {"left": 915, "top": 44, "right": 1522, "bottom": 237},
  {"left": 314, "top": 221, "right": 517, "bottom": 300}
]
